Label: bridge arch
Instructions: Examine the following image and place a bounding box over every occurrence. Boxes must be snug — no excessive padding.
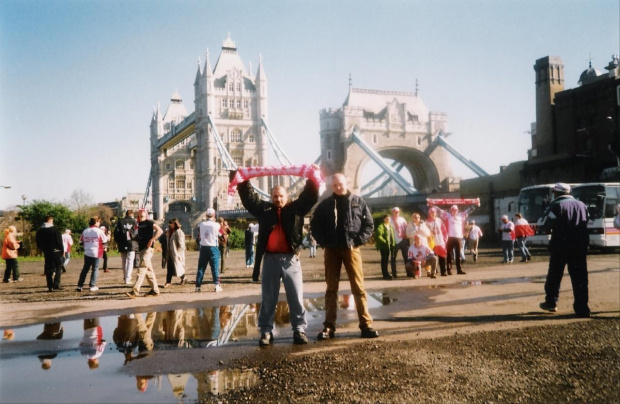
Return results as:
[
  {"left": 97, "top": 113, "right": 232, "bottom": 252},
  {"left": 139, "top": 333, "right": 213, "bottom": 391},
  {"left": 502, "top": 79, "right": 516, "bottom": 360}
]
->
[{"left": 353, "top": 147, "right": 441, "bottom": 195}]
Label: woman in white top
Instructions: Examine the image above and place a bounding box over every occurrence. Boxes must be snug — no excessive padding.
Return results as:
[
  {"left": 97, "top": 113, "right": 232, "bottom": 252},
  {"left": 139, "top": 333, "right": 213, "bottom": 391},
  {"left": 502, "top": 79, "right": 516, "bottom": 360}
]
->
[{"left": 406, "top": 213, "right": 430, "bottom": 246}]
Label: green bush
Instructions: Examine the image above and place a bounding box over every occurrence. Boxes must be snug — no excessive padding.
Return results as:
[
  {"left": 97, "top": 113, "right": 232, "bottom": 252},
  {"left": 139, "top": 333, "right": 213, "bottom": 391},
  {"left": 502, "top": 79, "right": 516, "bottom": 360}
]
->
[{"left": 227, "top": 228, "right": 245, "bottom": 250}]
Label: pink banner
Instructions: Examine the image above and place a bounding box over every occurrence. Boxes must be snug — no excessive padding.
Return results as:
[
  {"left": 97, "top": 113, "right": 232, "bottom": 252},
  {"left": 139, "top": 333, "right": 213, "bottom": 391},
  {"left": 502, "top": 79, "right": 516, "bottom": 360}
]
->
[
  {"left": 228, "top": 164, "right": 324, "bottom": 197},
  {"left": 427, "top": 198, "right": 480, "bottom": 207}
]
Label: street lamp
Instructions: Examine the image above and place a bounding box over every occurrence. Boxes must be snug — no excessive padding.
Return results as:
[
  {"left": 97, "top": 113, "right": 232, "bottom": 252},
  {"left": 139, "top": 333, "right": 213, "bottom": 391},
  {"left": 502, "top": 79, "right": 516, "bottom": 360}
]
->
[{"left": 21, "top": 195, "right": 26, "bottom": 237}]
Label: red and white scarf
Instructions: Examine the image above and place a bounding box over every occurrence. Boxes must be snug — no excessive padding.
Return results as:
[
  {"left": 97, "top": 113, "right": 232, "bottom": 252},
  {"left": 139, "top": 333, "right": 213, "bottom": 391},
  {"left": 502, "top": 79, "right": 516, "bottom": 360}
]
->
[{"left": 228, "top": 164, "right": 325, "bottom": 197}]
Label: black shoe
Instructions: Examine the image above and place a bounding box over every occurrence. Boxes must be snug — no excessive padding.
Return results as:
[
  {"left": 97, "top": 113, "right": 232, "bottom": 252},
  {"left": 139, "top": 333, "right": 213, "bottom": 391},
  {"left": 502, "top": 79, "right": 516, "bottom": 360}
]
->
[
  {"left": 392, "top": 273, "right": 397, "bottom": 279},
  {"left": 146, "top": 290, "right": 160, "bottom": 296},
  {"left": 575, "top": 311, "right": 591, "bottom": 318},
  {"left": 317, "top": 327, "right": 335, "bottom": 341},
  {"left": 447, "top": 270, "right": 453, "bottom": 275},
  {"left": 259, "top": 332, "right": 274, "bottom": 347},
  {"left": 53, "top": 286, "right": 64, "bottom": 291},
  {"left": 361, "top": 327, "right": 379, "bottom": 338},
  {"left": 293, "top": 331, "right": 308, "bottom": 345},
  {"left": 441, "top": 272, "right": 447, "bottom": 277},
  {"left": 382, "top": 275, "right": 393, "bottom": 280},
  {"left": 75, "top": 287, "right": 83, "bottom": 292},
  {"left": 473, "top": 254, "right": 477, "bottom": 262},
  {"left": 539, "top": 301, "right": 557, "bottom": 313},
  {"left": 526, "top": 256, "right": 532, "bottom": 262},
  {"left": 520, "top": 259, "right": 527, "bottom": 262},
  {"left": 457, "top": 270, "right": 466, "bottom": 275}
]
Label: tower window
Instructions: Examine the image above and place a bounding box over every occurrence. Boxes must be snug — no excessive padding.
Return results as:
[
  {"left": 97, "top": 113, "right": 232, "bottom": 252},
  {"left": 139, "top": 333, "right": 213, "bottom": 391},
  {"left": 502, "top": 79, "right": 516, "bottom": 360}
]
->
[
  {"left": 236, "top": 100, "right": 241, "bottom": 109},
  {"left": 222, "top": 99, "right": 228, "bottom": 108},
  {"left": 244, "top": 100, "right": 249, "bottom": 109},
  {"left": 327, "top": 149, "right": 332, "bottom": 160},
  {"left": 248, "top": 133, "right": 255, "bottom": 143},
  {"left": 231, "top": 129, "right": 242, "bottom": 142},
  {"left": 175, "top": 160, "right": 185, "bottom": 170}
]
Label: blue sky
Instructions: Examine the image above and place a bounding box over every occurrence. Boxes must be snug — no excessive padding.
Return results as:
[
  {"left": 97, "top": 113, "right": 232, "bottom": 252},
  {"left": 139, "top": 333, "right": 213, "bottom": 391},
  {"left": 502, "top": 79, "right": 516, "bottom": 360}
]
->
[{"left": 1, "top": 0, "right": 618, "bottom": 209}]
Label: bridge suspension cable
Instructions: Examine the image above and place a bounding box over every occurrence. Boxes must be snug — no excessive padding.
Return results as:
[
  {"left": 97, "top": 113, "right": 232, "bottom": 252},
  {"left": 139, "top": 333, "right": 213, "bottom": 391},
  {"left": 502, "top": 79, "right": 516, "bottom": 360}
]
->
[
  {"left": 351, "top": 129, "right": 417, "bottom": 195},
  {"left": 361, "top": 162, "right": 406, "bottom": 198},
  {"left": 429, "top": 133, "right": 489, "bottom": 177}
]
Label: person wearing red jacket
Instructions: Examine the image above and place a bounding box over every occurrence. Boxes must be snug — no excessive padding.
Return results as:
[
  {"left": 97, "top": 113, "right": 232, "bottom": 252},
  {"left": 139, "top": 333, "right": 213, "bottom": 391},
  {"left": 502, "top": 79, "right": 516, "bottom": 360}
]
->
[{"left": 514, "top": 213, "right": 534, "bottom": 262}]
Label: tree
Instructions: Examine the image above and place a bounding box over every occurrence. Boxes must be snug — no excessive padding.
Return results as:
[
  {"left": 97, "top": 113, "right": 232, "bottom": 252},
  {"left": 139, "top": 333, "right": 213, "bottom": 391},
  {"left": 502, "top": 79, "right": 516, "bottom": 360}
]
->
[
  {"left": 20, "top": 200, "right": 75, "bottom": 232},
  {"left": 65, "top": 188, "right": 93, "bottom": 214}
]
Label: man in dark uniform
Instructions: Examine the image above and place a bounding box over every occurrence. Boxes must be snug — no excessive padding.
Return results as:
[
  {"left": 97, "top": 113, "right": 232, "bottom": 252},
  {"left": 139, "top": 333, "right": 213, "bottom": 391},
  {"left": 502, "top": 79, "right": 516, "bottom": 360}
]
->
[
  {"left": 539, "top": 182, "right": 591, "bottom": 318},
  {"left": 35, "top": 215, "right": 64, "bottom": 292}
]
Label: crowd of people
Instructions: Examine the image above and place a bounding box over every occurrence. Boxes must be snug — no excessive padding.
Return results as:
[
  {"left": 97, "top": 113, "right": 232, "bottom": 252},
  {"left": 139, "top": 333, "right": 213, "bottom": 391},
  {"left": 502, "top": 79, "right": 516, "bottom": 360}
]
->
[{"left": 2, "top": 173, "right": 605, "bottom": 346}]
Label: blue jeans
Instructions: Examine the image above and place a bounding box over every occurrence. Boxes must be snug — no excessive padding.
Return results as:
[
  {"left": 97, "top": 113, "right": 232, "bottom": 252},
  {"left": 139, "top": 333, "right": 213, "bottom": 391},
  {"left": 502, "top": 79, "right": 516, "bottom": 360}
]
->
[
  {"left": 197, "top": 246, "right": 220, "bottom": 286},
  {"left": 245, "top": 245, "right": 254, "bottom": 266},
  {"left": 78, "top": 256, "right": 100, "bottom": 288},
  {"left": 501, "top": 240, "right": 514, "bottom": 262},
  {"left": 258, "top": 253, "right": 306, "bottom": 334},
  {"left": 515, "top": 237, "right": 531, "bottom": 260}
]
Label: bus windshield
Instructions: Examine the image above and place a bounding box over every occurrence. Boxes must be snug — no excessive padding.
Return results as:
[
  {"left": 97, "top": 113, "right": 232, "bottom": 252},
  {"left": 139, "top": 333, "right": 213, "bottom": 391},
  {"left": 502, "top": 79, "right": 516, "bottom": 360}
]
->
[
  {"left": 517, "top": 186, "right": 553, "bottom": 223},
  {"left": 572, "top": 184, "right": 620, "bottom": 219}
]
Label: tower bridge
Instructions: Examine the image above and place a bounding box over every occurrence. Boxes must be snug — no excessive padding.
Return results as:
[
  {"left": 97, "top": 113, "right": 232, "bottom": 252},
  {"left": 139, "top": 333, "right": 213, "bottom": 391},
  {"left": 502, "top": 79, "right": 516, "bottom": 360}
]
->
[{"left": 146, "top": 35, "right": 487, "bottom": 230}]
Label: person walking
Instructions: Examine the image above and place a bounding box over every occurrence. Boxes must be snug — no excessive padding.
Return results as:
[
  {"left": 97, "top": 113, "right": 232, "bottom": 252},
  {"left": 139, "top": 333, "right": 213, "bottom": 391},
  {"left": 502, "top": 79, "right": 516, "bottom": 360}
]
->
[
  {"left": 76, "top": 216, "right": 108, "bottom": 292},
  {"left": 244, "top": 224, "right": 255, "bottom": 268},
  {"left": 61, "top": 229, "right": 73, "bottom": 272},
  {"left": 237, "top": 171, "right": 319, "bottom": 346},
  {"left": 467, "top": 220, "right": 483, "bottom": 262},
  {"left": 498, "top": 215, "right": 515, "bottom": 264},
  {"left": 514, "top": 213, "right": 534, "bottom": 262},
  {"left": 388, "top": 207, "right": 408, "bottom": 278},
  {"left": 375, "top": 214, "right": 396, "bottom": 280},
  {"left": 217, "top": 217, "right": 231, "bottom": 274},
  {"left": 126, "top": 209, "right": 163, "bottom": 298},
  {"left": 114, "top": 210, "right": 137, "bottom": 285},
  {"left": 539, "top": 183, "right": 591, "bottom": 317},
  {"left": 35, "top": 215, "right": 64, "bottom": 292},
  {"left": 2, "top": 226, "right": 22, "bottom": 283},
  {"left": 196, "top": 209, "right": 222, "bottom": 293},
  {"left": 308, "top": 230, "right": 317, "bottom": 258},
  {"left": 311, "top": 173, "right": 379, "bottom": 340},
  {"left": 164, "top": 219, "right": 186, "bottom": 287},
  {"left": 100, "top": 226, "right": 110, "bottom": 272}
]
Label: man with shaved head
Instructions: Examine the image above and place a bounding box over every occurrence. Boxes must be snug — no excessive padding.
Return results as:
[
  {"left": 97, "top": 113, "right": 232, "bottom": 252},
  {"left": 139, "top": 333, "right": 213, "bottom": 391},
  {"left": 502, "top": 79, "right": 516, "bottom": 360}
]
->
[
  {"left": 235, "top": 169, "right": 319, "bottom": 347},
  {"left": 311, "top": 173, "right": 379, "bottom": 340}
]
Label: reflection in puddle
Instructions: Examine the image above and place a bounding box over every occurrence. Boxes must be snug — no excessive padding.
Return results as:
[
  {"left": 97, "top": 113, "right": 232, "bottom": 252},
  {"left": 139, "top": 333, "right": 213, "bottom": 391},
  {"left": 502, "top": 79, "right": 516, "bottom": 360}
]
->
[
  {"left": 0, "top": 295, "right": 385, "bottom": 403},
  {"left": 0, "top": 277, "right": 541, "bottom": 402}
]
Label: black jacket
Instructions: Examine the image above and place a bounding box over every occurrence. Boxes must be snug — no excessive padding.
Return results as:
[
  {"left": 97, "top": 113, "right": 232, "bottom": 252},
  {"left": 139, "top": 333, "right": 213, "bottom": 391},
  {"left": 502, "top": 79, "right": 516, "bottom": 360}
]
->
[
  {"left": 35, "top": 224, "right": 63, "bottom": 254},
  {"left": 238, "top": 179, "right": 319, "bottom": 280},
  {"left": 310, "top": 192, "right": 374, "bottom": 248}
]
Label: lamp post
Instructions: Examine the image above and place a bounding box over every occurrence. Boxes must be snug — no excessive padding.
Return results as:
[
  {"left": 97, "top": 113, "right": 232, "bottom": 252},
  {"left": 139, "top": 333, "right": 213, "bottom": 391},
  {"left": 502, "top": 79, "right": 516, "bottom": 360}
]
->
[{"left": 21, "top": 194, "right": 26, "bottom": 235}]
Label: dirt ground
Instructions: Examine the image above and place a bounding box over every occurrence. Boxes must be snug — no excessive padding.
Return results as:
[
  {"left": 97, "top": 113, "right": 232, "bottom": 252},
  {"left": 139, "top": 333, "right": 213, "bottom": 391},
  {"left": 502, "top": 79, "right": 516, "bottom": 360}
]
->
[{"left": 1, "top": 245, "right": 619, "bottom": 403}]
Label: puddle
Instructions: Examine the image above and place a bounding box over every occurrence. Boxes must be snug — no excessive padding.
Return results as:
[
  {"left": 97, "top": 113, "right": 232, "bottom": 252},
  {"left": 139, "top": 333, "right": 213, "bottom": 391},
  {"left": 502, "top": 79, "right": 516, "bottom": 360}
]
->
[{"left": 0, "top": 275, "right": 566, "bottom": 403}]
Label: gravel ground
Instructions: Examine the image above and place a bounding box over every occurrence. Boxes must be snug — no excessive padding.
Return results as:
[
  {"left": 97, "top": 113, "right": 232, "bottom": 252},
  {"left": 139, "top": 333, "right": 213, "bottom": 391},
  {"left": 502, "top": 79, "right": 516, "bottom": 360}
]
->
[
  {"left": 215, "top": 319, "right": 620, "bottom": 404},
  {"left": 2, "top": 245, "right": 619, "bottom": 403}
]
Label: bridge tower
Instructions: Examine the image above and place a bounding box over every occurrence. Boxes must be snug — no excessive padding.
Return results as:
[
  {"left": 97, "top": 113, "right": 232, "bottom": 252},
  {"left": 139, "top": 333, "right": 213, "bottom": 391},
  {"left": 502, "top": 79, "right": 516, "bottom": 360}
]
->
[
  {"left": 319, "top": 86, "right": 454, "bottom": 195},
  {"left": 150, "top": 35, "right": 270, "bottom": 221},
  {"left": 193, "top": 35, "right": 269, "bottom": 212}
]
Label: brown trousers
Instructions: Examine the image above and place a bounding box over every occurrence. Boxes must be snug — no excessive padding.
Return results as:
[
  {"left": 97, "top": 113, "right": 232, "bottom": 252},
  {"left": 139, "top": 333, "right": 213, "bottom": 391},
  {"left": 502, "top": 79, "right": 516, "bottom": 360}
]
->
[{"left": 323, "top": 247, "right": 373, "bottom": 330}]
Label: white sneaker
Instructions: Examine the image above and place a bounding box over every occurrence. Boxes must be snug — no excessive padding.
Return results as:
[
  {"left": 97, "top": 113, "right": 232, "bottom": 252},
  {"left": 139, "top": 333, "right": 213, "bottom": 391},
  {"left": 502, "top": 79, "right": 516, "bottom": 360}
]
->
[
  {"left": 125, "top": 280, "right": 132, "bottom": 285},
  {"left": 89, "top": 286, "right": 99, "bottom": 292},
  {"left": 214, "top": 284, "right": 223, "bottom": 292}
]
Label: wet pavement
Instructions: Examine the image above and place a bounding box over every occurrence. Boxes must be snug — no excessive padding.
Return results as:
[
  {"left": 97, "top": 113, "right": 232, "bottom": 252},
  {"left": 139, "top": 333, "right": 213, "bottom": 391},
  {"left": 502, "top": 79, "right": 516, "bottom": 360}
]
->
[
  {"left": 1, "top": 266, "right": 618, "bottom": 403},
  {"left": 0, "top": 275, "right": 547, "bottom": 403}
]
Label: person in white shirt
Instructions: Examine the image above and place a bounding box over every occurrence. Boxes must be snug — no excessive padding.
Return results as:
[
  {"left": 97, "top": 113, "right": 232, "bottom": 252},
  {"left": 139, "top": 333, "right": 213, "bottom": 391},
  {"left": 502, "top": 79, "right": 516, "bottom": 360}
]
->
[
  {"left": 389, "top": 207, "right": 409, "bottom": 278},
  {"left": 498, "top": 215, "right": 515, "bottom": 264},
  {"left": 61, "top": 229, "right": 73, "bottom": 271},
  {"left": 77, "top": 216, "right": 108, "bottom": 292},
  {"left": 196, "top": 208, "right": 222, "bottom": 292},
  {"left": 407, "top": 235, "right": 438, "bottom": 279},
  {"left": 436, "top": 204, "right": 476, "bottom": 275},
  {"left": 467, "top": 220, "right": 483, "bottom": 262}
]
